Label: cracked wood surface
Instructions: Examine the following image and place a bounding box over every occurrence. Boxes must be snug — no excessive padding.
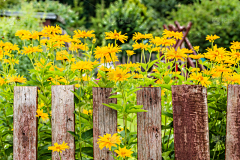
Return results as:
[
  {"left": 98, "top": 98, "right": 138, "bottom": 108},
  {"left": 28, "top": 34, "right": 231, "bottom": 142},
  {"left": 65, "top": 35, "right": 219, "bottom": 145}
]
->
[
  {"left": 52, "top": 85, "right": 75, "bottom": 160},
  {"left": 172, "top": 85, "right": 210, "bottom": 160},
  {"left": 93, "top": 88, "right": 117, "bottom": 160},
  {"left": 137, "top": 87, "right": 162, "bottom": 160},
  {"left": 226, "top": 85, "right": 240, "bottom": 160},
  {"left": 13, "top": 86, "right": 38, "bottom": 160}
]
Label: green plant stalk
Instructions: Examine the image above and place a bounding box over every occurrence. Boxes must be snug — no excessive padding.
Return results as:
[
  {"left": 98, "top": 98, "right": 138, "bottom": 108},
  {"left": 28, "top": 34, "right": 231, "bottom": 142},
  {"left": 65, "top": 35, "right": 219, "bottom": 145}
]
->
[
  {"left": 59, "top": 152, "right": 61, "bottom": 160},
  {"left": 78, "top": 71, "right": 83, "bottom": 160}
]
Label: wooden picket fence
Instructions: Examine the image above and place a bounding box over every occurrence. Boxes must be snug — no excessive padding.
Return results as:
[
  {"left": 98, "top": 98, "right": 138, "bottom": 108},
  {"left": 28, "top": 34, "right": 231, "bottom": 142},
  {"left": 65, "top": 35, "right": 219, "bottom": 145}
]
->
[{"left": 13, "top": 85, "right": 240, "bottom": 160}]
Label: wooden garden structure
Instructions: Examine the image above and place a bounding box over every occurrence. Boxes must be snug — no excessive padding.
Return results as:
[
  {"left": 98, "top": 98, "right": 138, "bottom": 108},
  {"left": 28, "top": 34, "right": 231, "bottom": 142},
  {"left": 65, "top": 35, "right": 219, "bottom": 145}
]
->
[{"left": 13, "top": 85, "right": 240, "bottom": 159}]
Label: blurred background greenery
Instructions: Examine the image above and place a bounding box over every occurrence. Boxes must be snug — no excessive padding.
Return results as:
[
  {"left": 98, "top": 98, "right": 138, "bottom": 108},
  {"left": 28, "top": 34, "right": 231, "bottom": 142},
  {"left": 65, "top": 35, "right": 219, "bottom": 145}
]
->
[{"left": 1, "top": 0, "right": 240, "bottom": 72}]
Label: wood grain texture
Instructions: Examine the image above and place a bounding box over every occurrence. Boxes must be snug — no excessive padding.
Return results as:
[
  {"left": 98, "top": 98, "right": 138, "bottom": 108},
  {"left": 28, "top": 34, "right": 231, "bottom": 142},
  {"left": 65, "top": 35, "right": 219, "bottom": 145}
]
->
[
  {"left": 137, "top": 87, "right": 162, "bottom": 160},
  {"left": 226, "top": 85, "right": 240, "bottom": 160},
  {"left": 93, "top": 87, "right": 117, "bottom": 160},
  {"left": 13, "top": 86, "right": 38, "bottom": 160},
  {"left": 51, "top": 85, "right": 75, "bottom": 160},
  {"left": 172, "top": 85, "right": 210, "bottom": 160}
]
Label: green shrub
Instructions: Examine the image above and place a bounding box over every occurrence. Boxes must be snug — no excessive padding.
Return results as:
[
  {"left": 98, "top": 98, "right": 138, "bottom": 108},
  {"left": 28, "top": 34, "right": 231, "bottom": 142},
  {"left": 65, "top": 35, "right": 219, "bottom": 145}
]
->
[
  {"left": 0, "top": 2, "right": 43, "bottom": 79},
  {"left": 167, "top": 0, "right": 240, "bottom": 52},
  {"left": 91, "top": 0, "right": 161, "bottom": 61}
]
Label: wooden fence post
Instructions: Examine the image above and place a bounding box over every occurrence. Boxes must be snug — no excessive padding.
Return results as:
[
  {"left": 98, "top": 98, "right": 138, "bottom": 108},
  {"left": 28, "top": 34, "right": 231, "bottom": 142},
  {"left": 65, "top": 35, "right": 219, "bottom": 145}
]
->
[
  {"left": 226, "top": 85, "right": 240, "bottom": 160},
  {"left": 172, "top": 85, "right": 210, "bottom": 160},
  {"left": 93, "top": 87, "right": 117, "bottom": 160},
  {"left": 13, "top": 86, "right": 38, "bottom": 160},
  {"left": 137, "top": 87, "right": 162, "bottom": 160},
  {"left": 51, "top": 85, "right": 75, "bottom": 160}
]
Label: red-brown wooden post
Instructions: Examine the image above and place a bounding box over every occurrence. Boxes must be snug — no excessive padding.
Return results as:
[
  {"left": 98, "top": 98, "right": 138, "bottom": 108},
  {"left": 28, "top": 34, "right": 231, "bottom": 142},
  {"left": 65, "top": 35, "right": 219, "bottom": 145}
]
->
[
  {"left": 172, "top": 85, "right": 210, "bottom": 160},
  {"left": 93, "top": 87, "right": 117, "bottom": 160},
  {"left": 226, "top": 85, "right": 240, "bottom": 160},
  {"left": 13, "top": 86, "right": 38, "bottom": 160},
  {"left": 137, "top": 87, "right": 162, "bottom": 160},
  {"left": 51, "top": 85, "right": 75, "bottom": 160}
]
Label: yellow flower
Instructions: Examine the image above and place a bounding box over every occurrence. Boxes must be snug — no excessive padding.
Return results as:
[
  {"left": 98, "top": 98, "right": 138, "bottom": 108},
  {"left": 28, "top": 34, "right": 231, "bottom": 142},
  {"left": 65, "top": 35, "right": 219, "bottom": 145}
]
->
[
  {"left": 3, "top": 58, "right": 19, "bottom": 65},
  {"left": 162, "top": 29, "right": 183, "bottom": 40},
  {"left": 97, "top": 133, "right": 121, "bottom": 150},
  {"left": 165, "top": 47, "right": 187, "bottom": 61},
  {"left": 22, "top": 46, "right": 43, "bottom": 55},
  {"left": 105, "top": 30, "right": 128, "bottom": 43},
  {"left": 132, "top": 32, "right": 152, "bottom": 41},
  {"left": 21, "top": 31, "right": 41, "bottom": 40},
  {"left": 115, "top": 147, "right": 133, "bottom": 158},
  {"left": 189, "top": 54, "right": 204, "bottom": 59},
  {"left": 83, "top": 109, "right": 89, "bottom": 115},
  {"left": 73, "top": 30, "right": 95, "bottom": 39},
  {"left": 7, "top": 75, "right": 26, "bottom": 83},
  {"left": 214, "top": 65, "right": 232, "bottom": 73},
  {"left": 193, "top": 46, "right": 200, "bottom": 52},
  {"left": 71, "top": 61, "right": 95, "bottom": 72},
  {"left": 42, "top": 25, "right": 62, "bottom": 35},
  {"left": 107, "top": 67, "right": 130, "bottom": 82},
  {"left": 69, "top": 43, "right": 89, "bottom": 52},
  {"left": 39, "top": 102, "right": 45, "bottom": 109},
  {"left": 56, "top": 50, "right": 69, "bottom": 61},
  {"left": 126, "top": 50, "right": 135, "bottom": 56},
  {"left": 199, "top": 77, "right": 211, "bottom": 87},
  {"left": 132, "top": 42, "right": 151, "bottom": 50},
  {"left": 206, "top": 34, "right": 220, "bottom": 42},
  {"left": 36, "top": 109, "right": 49, "bottom": 121},
  {"left": 0, "top": 77, "right": 6, "bottom": 86},
  {"left": 230, "top": 41, "right": 240, "bottom": 50},
  {"left": 117, "top": 127, "right": 124, "bottom": 132},
  {"left": 94, "top": 44, "right": 121, "bottom": 63},
  {"left": 48, "top": 141, "right": 70, "bottom": 153}
]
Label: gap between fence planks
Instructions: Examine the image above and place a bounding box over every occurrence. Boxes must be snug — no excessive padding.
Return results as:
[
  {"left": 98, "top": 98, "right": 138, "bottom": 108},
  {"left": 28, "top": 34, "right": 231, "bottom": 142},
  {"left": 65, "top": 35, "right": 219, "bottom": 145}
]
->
[
  {"left": 226, "top": 85, "right": 240, "bottom": 160},
  {"left": 93, "top": 87, "right": 117, "bottom": 160},
  {"left": 172, "top": 85, "right": 210, "bottom": 160},
  {"left": 51, "top": 85, "right": 75, "bottom": 160},
  {"left": 13, "top": 86, "right": 38, "bottom": 160},
  {"left": 137, "top": 87, "right": 162, "bottom": 160}
]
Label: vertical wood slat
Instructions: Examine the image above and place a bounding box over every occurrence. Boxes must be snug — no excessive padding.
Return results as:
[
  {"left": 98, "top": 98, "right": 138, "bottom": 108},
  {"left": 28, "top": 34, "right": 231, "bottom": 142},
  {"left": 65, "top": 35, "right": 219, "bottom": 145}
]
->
[
  {"left": 172, "top": 85, "right": 210, "bottom": 160},
  {"left": 13, "top": 86, "right": 38, "bottom": 160},
  {"left": 93, "top": 88, "right": 117, "bottom": 160},
  {"left": 226, "top": 85, "right": 240, "bottom": 160},
  {"left": 137, "top": 87, "right": 162, "bottom": 160},
  {"left": 51, "top": 85, "right": 75, "bottom": 160}
]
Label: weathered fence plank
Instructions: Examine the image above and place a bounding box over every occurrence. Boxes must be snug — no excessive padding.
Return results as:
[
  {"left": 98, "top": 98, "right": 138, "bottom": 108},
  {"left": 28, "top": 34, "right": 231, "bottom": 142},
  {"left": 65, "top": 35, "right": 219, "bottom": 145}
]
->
[
  {"left": 51, "top": 85, "right": 75, "bottom": 160},
  {"left": 172, "top": 85, "right": 210, "bottom": 160},
  {"left": 226, "top": 85, "right": 240, "bottom": 160},
  {"left": 13, "top": 86, "right": 38, "bottom": 160},
  {"left": 137, "top": 87, "right": 162, "bottom": 160},
  {"left": 93, "top": 87, "right": 117, "bottom": 160}
]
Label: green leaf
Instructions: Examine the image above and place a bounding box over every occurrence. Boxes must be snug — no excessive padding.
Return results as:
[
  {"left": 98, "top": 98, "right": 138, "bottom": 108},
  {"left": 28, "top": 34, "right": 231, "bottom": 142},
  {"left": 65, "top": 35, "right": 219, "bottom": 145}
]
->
[
  {"left": 109, "top": 94, "right": 123, "bottom": 99},
  {"left": 163, "top": 76, "right": 171, "bottom": 84},
  {"left": 159, "top": 84, "right": 171, "bottom": 91},
  {"left": 162, "top": 111, "right": 173, "bottom": 118},
  {"left": 47, "top": 71, "right": 65, "bottom": 77},
  {"left": 139, "top": 63, "right": 147, "bottom": 70},
  {"left": 126, "top": 88, "right": 142, "bottom": 96},
  {"left": 82, "top": 129, "right": 93, "bottom": 140},
  {"left": 81, "top": 147, "right": 93, "bottom": 157},
  {"left": 67, "top": 131, "right": 80, "bottom": 139},
  {"left": 147, "top": 59, "right": 158, "bottom": 70},
  {"left": 102, "top": 103, "right": 117, "bottom": 110},
  {"left": 162, "top": 121, "right": 173, "bottom": 129},
  {"left": 127, "top": 109, "right": 148, "bottom": 113}
]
